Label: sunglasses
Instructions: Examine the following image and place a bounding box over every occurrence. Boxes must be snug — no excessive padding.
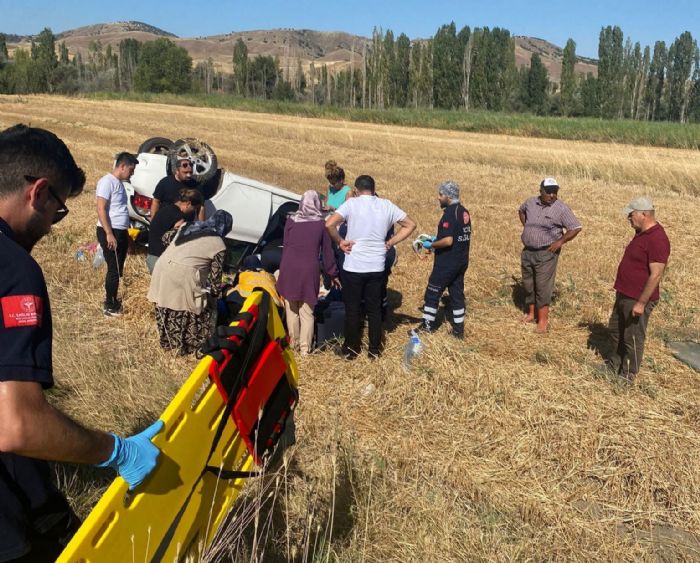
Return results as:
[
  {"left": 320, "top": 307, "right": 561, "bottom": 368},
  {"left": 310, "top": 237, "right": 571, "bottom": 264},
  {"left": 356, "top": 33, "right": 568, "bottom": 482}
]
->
[
  {"left": 25, "top": 175, "right": 69, "bottom": 224},
  {"left": 543, "top": 186, "right": 559, "bottom": 194},
  {"left": 178, "top": 160, "right": 193, "bottom": 169}
]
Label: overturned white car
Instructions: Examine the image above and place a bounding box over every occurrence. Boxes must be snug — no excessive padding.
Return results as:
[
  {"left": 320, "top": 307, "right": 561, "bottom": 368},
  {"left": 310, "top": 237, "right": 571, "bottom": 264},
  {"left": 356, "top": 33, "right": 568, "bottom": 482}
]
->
[{"left": 124, "top": 137, "right": 300, "bottom": 269}]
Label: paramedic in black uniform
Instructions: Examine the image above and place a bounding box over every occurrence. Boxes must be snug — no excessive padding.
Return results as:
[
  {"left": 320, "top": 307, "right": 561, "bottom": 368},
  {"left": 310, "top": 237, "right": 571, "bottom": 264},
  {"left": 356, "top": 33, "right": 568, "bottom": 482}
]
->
[
  {"left": 0, "top": 125, "right": 163, "bottom": 562},
  {"left": 419, "top": 181, "right": 472, "bottom": 338}
]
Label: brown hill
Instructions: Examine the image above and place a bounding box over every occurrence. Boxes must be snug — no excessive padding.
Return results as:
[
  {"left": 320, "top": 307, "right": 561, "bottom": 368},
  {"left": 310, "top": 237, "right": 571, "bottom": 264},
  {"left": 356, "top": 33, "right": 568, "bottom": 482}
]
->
[
  {"left": 6, "top": 22, "right": 597, "bottom": 82},
  {"left": 514, "top": 36, "right": 598, "bottom": 81}
]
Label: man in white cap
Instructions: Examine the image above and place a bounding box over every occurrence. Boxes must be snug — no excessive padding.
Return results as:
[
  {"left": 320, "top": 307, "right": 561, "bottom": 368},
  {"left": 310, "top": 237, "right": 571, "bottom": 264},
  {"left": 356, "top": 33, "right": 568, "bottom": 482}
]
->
[
  {"left": 605, "top": 197, "right": 670, "bottom": 381},
  {"left": 419, "top": 181, "right": 472, "bottom": 338},
  {"left": 518, "top": 177, "right": 581, "bottom": 332}
]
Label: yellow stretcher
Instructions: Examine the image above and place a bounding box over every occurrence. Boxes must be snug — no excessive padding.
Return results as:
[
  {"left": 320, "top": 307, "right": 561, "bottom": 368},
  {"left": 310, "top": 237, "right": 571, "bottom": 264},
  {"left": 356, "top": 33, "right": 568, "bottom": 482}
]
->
[{"left": 58, "top": 291, "right": 298, "bottom": 562}]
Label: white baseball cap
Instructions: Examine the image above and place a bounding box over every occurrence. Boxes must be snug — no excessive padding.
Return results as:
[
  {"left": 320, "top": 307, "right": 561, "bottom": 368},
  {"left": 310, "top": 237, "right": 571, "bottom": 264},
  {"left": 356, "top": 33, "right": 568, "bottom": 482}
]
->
[{"left": 540, "top": 177, "right": 559, "bottom": 190}]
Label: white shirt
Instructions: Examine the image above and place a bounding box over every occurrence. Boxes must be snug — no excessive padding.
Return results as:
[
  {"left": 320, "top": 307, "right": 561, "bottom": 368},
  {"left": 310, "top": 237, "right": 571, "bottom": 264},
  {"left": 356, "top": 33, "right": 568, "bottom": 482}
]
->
[
  {"left": 336, "top": 195, "right": 407, "bottom": 273},
  {"left": 95, "top": 173, "right": 129, "bottom": 231}
]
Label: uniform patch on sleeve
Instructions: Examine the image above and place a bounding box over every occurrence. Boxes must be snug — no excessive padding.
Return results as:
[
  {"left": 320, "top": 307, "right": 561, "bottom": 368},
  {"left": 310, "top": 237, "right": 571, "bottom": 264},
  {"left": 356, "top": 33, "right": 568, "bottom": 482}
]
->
[
  {"left": 1, "top": 295, "right": 43, "bottom": 328},
  {"left": 463, "top": 211, "right": 470, "bottom": 223},
  {"left": 442, "top": 222, "right": 450, "bottom": 228}
]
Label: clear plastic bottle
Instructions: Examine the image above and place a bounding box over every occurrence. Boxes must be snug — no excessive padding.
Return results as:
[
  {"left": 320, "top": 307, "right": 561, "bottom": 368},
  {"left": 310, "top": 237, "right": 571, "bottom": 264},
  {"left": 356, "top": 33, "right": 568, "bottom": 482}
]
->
[
  {"left": 403, "top": 330, "right": 424, "bottom": 369},
  {"left": 92, "top": 246, "right": 105, "bottom": 269}
]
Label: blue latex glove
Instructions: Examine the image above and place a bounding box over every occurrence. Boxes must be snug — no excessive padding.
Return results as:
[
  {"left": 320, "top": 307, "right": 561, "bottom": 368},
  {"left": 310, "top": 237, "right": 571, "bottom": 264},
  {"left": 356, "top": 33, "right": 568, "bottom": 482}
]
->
[
  {"left": 422, "top": 239, "right": 433, "bottom": 249},
  {"left": 97, "top": 420, "right": 164, "bottom": 490}
]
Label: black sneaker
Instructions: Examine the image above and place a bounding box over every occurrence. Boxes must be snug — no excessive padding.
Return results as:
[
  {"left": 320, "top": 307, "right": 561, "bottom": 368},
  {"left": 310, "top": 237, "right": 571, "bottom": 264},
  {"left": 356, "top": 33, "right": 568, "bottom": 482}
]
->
[{"left": 103, "top": 302, "right": 123, "bottom": 317}]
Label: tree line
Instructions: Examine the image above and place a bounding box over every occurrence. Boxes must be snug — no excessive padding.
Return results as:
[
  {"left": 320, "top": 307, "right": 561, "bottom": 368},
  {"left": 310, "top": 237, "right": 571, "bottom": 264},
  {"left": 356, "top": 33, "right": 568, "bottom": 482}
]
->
[{"left": 1, "top": 24, "right": 699, "bottom": 123}]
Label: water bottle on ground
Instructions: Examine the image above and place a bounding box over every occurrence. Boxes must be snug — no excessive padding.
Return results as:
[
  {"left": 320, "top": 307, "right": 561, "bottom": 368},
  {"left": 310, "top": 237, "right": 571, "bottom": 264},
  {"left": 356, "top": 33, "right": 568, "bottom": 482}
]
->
[{"left": 403, "top": 330, "right": 424, "bottom": 369}]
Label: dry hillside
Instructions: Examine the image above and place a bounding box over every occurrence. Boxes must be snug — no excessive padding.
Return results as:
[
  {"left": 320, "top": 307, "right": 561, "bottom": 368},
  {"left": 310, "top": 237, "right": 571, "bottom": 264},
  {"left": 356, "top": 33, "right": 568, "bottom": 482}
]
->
[
  {"left": 0, "top": 95, "right": 699, "bottom": 560},
  {"left": 6, "top": 22, "right": 597, "bottom": 81}
]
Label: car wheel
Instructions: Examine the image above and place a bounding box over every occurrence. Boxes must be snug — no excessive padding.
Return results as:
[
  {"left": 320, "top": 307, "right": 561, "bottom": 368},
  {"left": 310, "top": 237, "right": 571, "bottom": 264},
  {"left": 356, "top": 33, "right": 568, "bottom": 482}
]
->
[
  {"left": 137, "top": 137, "right": 174, "bottom": 155},
  {"left": 168, "top": 138, "right": 218, "bottom": 184}
]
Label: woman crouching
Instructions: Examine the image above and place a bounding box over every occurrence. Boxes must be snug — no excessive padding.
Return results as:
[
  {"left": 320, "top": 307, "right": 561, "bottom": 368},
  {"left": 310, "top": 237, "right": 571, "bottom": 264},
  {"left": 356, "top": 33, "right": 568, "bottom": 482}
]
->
[{"left": 148, "top": 210, "right": 232, "bottom": 355}]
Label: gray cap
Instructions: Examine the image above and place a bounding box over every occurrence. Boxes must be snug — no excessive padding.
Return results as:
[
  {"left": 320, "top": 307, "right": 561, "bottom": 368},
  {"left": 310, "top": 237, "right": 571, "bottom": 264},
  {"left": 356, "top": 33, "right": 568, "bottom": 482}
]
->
[
  {"left": 438, "top": 180, "right": 460, "bottom": 201},
  {"left": 622, "top": 197, "right": 654, "bottom": 216}
]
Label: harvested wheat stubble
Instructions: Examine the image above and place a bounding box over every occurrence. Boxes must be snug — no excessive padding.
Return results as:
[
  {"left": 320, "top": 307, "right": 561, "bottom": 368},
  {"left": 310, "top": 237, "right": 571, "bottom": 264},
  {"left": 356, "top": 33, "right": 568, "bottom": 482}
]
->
[{"left": 2, "top": 95, "right": 700, "bottom": 561}]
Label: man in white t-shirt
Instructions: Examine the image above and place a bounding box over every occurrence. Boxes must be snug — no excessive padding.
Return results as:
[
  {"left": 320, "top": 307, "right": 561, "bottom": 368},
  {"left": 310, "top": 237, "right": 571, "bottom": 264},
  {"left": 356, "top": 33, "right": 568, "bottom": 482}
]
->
[
  {"left": 326, "top": 175, "right": 416, "bottom": 358},
  {"left": 96, "top": 152, "right": 138, "bottom": 316}
]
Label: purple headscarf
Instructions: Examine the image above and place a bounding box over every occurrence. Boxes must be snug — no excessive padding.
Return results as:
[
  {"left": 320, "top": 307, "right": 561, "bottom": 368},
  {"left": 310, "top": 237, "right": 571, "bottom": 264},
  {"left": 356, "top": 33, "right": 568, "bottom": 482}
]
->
[{"left": 290, "top": 190, "right": 324, "bottom": 223}]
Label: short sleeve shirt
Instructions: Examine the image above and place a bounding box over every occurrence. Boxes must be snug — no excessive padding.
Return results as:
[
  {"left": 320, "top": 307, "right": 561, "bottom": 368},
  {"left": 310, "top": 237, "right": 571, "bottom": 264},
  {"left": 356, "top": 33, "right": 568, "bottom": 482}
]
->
[
  {"left": 0, "top": 218, "right": 67, "bottom": 561},
  {"left": 335, "top": 195, "right": 407, "bottom": 273},
  {"left": 147, "top": 203, "right": 187, "bottom": 257},
  {"left": 96, "top": 173, "right": 129, "bottom": 230},
  {"left": 614, "top": 223, "right": 670, "bottom": 302},
  {"left": 153, "top": 175, "right": 199, "bottom": 207},
  {"left": 435, "top": 203, "right": 472, "bottom": 267},
  {"left": 519, "top": 197, "right": 581, "bottom": 249}
]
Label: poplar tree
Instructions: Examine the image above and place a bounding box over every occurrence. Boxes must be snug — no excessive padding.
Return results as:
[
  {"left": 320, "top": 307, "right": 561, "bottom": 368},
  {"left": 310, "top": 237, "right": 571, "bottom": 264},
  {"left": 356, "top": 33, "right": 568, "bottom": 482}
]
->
[
  {"left": 118, "top": 38, "right": 140, "bottom": 91},
  {"left": 644, "top": 41, "right": 667, "bottom": 120},
  {"left": 526, "top": 53, "right": 549, "bottom": 113},
  {"left": 394, "top": 33, "right": 411, "bottom": 107},
  {"left": 0, "top": 34, "right": 8, "bottom": 67},
  {"left": 432, "top": 22, "right": 460, "bottom": 109},
  {"left": 667, "top": 31, "right": 698, "bottom": 121},
  {"left": 597, "top": 25, "right": 624, "bottom": 118},
  {"left": 560, "top": 39, "right": 577, "bottom": 115},
  {"left": 232, "top": 38, "right": 248, "bottom": 96}
]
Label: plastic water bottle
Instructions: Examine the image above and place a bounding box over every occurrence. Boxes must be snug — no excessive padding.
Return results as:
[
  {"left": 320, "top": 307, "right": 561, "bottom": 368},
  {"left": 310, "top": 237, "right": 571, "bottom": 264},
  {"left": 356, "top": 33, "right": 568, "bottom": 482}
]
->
[
  {"left": 92, "top": 246, "right": 105, "bottom": 269},
  {"left": 403, "top": 330, "right": 424, "bottom": 369}
]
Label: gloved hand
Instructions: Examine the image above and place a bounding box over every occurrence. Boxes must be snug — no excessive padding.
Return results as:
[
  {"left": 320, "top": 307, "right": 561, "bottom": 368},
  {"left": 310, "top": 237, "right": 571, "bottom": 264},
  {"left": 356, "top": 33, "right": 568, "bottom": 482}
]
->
[
  {"left": 97, "top": 420, "right": 164, "bottom": 490},
  {"left": 422, "top": 239, "right": 434, "bottom": 249}
]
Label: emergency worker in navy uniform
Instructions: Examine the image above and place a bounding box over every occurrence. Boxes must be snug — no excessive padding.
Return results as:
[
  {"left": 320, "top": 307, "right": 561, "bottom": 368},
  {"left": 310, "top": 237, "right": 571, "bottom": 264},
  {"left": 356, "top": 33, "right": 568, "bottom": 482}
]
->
[
  {"left": 419, "top": 181, "right": 472, "bottom": 338},
  {"left": 0, "top": 125, "right": 163, "bottom": 562}
]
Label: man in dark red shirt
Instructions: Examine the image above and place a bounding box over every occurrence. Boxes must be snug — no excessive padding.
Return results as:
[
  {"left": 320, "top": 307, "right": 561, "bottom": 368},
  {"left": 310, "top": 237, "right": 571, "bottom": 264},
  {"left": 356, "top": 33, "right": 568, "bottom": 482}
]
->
[{"left": 606, "top": 197, "right": 670, "bottom": 381}]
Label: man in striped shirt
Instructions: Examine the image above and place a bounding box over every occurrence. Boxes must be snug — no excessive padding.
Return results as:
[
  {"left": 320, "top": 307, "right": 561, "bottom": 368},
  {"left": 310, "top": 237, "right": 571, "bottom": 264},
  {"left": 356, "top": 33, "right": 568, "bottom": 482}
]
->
[{"left": 518, "top": 178, "right": 581, "bottom": 333}]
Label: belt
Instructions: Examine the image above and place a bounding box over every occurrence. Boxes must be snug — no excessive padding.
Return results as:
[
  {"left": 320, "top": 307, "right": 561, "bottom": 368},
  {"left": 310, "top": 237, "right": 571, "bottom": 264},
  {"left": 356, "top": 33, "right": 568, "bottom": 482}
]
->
[{"left": 523, "top": 245, "right": 550, "bottom": 251}]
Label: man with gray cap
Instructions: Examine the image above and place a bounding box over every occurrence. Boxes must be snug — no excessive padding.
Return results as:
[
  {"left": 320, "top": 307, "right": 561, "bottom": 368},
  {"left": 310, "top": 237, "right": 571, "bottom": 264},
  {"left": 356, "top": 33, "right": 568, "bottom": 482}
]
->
[
  {"left": 419, "top": 181, "right": 472, "bottom": 338},
  {"left": 605, "top": 197, "right": 670, "bottom": 380},
  {"left": 518, "top": 177, "right": 581, "bottom": 333}
]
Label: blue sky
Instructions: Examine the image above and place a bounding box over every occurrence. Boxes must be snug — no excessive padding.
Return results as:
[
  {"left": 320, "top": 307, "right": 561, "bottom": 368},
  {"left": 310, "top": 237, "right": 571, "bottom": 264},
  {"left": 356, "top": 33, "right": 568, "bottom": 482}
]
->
[{"left": 1, "top": 0, "right": 698, "bottom": 59}]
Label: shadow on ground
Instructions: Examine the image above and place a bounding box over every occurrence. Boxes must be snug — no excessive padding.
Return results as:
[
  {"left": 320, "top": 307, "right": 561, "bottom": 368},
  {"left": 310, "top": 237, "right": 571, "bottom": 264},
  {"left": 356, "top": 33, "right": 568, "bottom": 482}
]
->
[{"left": 579, "top": 321, "right": 611, "bottom": 359}]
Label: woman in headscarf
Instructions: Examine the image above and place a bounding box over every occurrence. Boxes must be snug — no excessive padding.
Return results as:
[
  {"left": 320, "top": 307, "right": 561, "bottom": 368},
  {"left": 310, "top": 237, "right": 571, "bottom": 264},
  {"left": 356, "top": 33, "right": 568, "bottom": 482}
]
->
[
  {"left": 277, "top": 190, "right": 339, "bottom": 355},
  {"left": 148, "top": 210, "right": 233, "bottom": 355}
]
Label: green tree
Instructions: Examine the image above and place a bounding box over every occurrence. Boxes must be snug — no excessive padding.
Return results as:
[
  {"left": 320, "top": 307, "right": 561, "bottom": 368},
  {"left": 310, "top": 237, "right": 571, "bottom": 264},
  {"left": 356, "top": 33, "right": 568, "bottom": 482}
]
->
[
  {"left": 644, "top": 41, "right": 667, "bottom": 120},
  {"left": 432, "top": 22, "right": 461, "bottom": 109},
  {"left": 30, "top": 28, "right": 58, "bottom": 92},
  {"left": 560, "top": 39, "right": 577, "bottom": 115},
  {"left": 0, "top": 34, "right": 8, "bottom": 67},
  {"left": 393, "top": 33, "right": 411, "bottom": 107},
  {"left": 118, "top": 38, "right": 140, "bottom": 91},
  {"left": 580, "top": 73, "right": 599, "bottom": 116},
  {"left": 248, "top": 55, "right": 279, "bottom": 99},
  {"left": 525, "top": 53, "right": 549, "bottom": 113},
  {"left": 232, "top": 38, "right": 248, "bottom": 95},
  {"left": 666, "top": 31, "right": 698, "bottom": 121},
  {"left": 133, "top": 38, "right": 192, "bottom": 93},
  {"left": 597, "top": 25, "right": 625, "bottom": 118}
]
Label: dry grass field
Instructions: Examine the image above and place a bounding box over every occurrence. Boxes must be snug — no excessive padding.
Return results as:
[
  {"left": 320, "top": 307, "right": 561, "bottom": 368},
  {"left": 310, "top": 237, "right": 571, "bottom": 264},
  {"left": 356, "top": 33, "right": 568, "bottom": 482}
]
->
[{"left": 2, "top": 95, "right": 700, "bottom": 561}]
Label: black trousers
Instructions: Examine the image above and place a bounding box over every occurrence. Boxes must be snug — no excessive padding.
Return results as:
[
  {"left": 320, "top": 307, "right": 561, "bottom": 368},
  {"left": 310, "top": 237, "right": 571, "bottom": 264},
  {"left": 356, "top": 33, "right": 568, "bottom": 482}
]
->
[
  {"left": 423, "top": 262, "right": 468, "bottom": 335},
  {"left": 341, "top": 269, "right": 384, "bottom": 356},
  {"left": 96, "top": 226, "right": 129, "bottom": 307}
]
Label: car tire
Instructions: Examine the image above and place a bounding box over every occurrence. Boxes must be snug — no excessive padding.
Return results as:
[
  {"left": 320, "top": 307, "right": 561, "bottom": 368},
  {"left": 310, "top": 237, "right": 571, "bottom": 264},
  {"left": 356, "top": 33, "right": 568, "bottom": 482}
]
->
[
  {"left": 137, "top": 137, "right": 175, "bottom": 155},
  {"left": 167, "top": 138, "right": 218, "bottom": 184}
]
